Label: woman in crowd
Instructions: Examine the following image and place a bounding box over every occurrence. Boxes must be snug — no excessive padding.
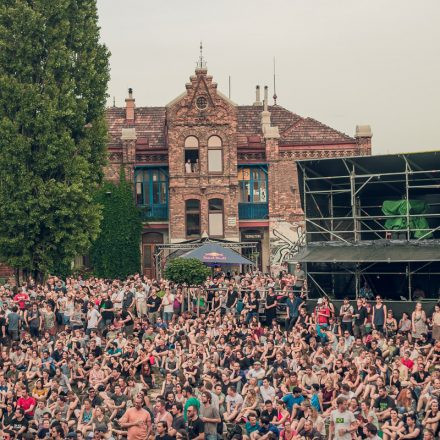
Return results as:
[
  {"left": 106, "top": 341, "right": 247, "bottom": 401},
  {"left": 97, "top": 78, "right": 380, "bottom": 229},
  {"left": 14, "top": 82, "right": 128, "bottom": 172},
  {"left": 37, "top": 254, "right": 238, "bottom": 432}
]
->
[{"left": 0, "top": 272, "right": 438, "bottom": 440}]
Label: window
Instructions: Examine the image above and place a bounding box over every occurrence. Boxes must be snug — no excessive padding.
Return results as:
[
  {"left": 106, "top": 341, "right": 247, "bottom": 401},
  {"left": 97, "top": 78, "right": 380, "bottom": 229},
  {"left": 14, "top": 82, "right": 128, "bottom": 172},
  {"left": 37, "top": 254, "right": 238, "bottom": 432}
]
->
[
  {"left": 184, "top": 136, "right": 199, "bottom": 173},
  {"left": 186, "top": 199, "right": 201, "bottom": 238},
  {"left": 238, "top": 167, "right": 267, "bottom": 203},
  {"left": 208, "top": 135, "right": 222, "bottom": 173},
  {"left": 134, "top": 168, "right": 168, "bottom": 220},
  {"left": 208, "top": 198, "right": 224, "bottom": 237},
  {"left": 196, "top": 96, "right": 208, "bottom": 110}
]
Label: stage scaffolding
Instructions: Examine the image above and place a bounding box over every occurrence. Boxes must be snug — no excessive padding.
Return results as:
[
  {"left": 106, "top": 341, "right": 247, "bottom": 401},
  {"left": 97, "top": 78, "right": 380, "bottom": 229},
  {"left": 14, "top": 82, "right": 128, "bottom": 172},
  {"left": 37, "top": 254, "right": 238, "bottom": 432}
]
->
[
  {"left": 154, "top": 239, "right": 259, "bottom": 279},
  {"left": 295, "top": 151, "right": 440, "bottom": 300}
]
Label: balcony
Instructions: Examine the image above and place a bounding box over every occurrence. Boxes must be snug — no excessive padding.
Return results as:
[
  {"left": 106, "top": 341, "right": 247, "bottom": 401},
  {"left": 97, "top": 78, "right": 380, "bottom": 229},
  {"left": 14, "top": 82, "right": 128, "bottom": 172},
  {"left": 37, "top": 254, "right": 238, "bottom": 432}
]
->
[
  {"left": 238, "top": 202, "right": 269, "bottom": 220},
  {"left": 138, "top": 204, "right": 168, "bottom": 221}
]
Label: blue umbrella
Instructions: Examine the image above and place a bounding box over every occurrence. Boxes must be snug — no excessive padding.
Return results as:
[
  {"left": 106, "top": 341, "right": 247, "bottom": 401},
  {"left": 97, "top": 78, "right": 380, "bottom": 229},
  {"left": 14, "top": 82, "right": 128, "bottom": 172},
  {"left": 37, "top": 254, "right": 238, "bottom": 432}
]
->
[{"left": 180, "top": 243, "right": 254, "bottom": 265}]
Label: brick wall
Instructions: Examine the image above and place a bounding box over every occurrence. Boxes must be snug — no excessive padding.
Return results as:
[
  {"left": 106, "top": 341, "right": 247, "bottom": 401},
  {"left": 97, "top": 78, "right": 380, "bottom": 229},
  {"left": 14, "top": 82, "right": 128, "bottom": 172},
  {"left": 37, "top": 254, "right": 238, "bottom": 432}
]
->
[{"left": 166, "top": 69, "right": 240, "bottom": 242}]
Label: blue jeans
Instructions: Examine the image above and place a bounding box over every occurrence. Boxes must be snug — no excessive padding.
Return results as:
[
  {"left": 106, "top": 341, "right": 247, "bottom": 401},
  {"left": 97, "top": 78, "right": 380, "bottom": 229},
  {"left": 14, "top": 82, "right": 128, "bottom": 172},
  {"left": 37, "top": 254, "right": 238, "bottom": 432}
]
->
[
  {"left": 163, "top": 311, "right": 173, "bottom": 323},
  {"left": 206, "top": 435, "right": 218, "bottom": 440}
]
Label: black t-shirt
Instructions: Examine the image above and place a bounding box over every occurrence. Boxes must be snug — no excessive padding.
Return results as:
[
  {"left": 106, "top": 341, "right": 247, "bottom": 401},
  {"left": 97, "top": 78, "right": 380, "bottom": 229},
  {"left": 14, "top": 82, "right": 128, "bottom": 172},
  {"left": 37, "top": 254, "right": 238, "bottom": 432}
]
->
[
  {"left": 261, "top": 408, "right": 278, "bottom": 422},
  {"left": 354, "top": 306, "right": 367, "bottom": 325},
  {"left": 121, "top": 309, "right": 134, "bottom": 326},
  {"left": 187, "top": 417, "right": 205, "bottom": 440},
  {"left": 249, "top": 299, "right": 259, "bottom": 313},
  {"left": 265, "top": 294, "right": 277, "bottom": 317},
  {"left": 147, "top": 296, "right": 162, "bottom": 313},
  {"left": 52, "top": 349, "right": 63, "bottom": 362},
  {"left": 100, "top": 299, "right": 114, "bottom": 321},
  {"left": 0, "top": 317, "right": 7, "bottom": 334},
  {"left": 10, "top": 416, "right": 28, "bottom": 433},
  {"left": 412, "top": 372, "right": 429, "bottom": 384},
  {"left": 299, "top": 428, "right": 322, "bottom": 440},
  {"left": 172, "top": 414, "right": 185, "bottom": 431},
  {"left": 1, "top": 410, "right": 14, "bottom": 427},
  {"left": 374, "top": 395, "right": 396, "bottom": 412},
  {"left": 155, "top": 435, "right": 174, "bottom": 440},
  {"left": 226, "top": 291, "right": 238, "bottom": 308},
  {"left": 123, "top": 291, "right": 134, "bottom": 309}
]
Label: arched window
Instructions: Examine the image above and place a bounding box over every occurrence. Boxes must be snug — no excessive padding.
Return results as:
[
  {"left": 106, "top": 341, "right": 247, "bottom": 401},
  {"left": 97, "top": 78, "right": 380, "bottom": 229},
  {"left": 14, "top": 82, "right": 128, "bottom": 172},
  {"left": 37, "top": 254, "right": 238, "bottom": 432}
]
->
[
  {"left": 208, "top": 198, "right": 224, "bottom": 237},
  {"left": 184, "top": 136, "right": 199, "bottom": 173},
  {"left": 208, "top": 135, "right": 222, "bottom": 173},
  {"left": 186, "top": 199, "right": 200, "bottom": 238}
]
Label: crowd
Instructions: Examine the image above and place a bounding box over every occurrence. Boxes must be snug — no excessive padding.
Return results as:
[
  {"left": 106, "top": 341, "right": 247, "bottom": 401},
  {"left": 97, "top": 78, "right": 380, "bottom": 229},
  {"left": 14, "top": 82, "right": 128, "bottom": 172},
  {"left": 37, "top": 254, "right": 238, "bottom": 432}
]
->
[{"left": 0, "top": 268, "right": 439, "bottom": 440}]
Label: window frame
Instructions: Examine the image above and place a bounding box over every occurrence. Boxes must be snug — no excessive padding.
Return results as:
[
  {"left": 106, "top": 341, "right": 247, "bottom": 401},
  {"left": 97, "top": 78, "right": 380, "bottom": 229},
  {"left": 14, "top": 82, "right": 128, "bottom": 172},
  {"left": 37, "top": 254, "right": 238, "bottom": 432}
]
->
[
  {"left": 238, "top": 166, "right": 268, "bottom": 203},
  {"left": 185, "top": 199, "right": 201, "bottom": 239},
  {"left": 184, "top": 136, "right": 200, "bottom": 174},
  {"left": 207, "top": 135, "right": 223, "bottom": 174},
  {"left": 208, "top": 198, "right": 224, "bottom": 238},
  {"left": 134, "top": 168, "right": 168, "bottom": 207}
]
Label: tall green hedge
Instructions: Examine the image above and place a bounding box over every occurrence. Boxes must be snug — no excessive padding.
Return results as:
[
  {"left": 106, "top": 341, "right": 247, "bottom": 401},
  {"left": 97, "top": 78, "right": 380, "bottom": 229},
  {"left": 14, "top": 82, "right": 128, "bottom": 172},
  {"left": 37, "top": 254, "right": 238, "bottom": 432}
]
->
[{"left": 90, "top": 170, "right": 141, "bottom": 279}]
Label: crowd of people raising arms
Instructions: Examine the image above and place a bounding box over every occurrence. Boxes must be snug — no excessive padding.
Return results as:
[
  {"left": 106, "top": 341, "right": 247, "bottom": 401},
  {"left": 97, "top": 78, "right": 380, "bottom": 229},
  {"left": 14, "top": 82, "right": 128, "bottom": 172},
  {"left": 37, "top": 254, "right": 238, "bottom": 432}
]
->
[{"left": 0, "top": 269, "right": 439, "bottom": 440}]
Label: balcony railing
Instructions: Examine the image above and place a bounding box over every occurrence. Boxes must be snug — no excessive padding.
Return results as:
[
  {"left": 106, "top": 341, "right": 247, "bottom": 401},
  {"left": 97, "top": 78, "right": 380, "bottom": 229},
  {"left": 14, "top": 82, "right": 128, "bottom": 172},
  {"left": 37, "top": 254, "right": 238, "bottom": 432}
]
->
[
  {"left": 138, "top": 204, "right": 168, "bottom": 221},
  {"left": 238, "top": 202, "right": 269, "bottom": 220}
]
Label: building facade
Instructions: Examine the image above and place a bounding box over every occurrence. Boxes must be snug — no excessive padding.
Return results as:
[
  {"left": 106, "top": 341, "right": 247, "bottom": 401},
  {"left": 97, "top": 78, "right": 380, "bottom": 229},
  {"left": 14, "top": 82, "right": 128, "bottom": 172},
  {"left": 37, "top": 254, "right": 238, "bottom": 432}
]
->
[{"left": 106, "top": 64, "right": 372, "bottom": 276}]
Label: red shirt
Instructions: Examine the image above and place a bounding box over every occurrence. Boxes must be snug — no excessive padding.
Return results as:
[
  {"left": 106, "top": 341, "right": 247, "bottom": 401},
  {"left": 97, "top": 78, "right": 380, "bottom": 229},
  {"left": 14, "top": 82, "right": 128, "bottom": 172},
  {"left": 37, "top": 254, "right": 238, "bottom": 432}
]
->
[
  {"left": 17, "top": 396, "right": 36, "bottom": 416},
  {"left": 13, "top": 292, "right": 29, "bottom": 310},
  {"left": 316, "top": 306, "right": 330, "bottom": 324},
  {"left": 401, "top": 357, "right": 414, "bottom": 370}
]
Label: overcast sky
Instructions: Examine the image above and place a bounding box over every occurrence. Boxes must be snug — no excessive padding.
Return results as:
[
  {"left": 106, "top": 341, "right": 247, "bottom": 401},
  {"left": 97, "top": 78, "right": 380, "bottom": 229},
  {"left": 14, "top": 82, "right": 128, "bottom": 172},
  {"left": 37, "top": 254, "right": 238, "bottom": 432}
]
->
[{"left": 97, "top": 0, "right": 440, "bottom": 155}]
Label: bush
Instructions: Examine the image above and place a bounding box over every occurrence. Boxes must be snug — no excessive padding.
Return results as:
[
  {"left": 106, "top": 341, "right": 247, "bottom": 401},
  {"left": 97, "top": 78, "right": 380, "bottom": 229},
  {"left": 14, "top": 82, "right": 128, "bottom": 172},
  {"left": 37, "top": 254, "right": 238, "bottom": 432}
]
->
[
  {"left": 90, "top": 169, "right": 142, "bottom": 279},
  {"left": 164, "top": 258, "right": 210, "bottom": 286}
]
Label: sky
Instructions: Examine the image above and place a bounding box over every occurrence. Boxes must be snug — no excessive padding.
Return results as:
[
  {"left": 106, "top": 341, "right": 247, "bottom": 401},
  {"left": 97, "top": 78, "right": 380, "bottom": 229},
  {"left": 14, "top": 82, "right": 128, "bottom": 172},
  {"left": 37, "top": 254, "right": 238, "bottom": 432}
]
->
[{"left": 97, "top": 0, "right": 440, "bottom": 155}]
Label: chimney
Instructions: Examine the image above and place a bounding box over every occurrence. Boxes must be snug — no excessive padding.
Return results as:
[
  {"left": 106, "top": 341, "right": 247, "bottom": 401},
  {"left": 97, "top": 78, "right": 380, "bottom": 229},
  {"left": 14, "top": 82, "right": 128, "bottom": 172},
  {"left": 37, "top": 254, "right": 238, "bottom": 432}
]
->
[
  {"left": 125, "top": 88, "right": 135, "bottom": 122},
  {"left": 263, "top": 86, "right": 269, "bottom": 111},
  {"left": 261, "top": 85, "right": 280, "bottom": 140},
  {"left": 253, "top": 85, "right": 262, "bottom": 106},
  {"left": 355, "top": 125, "right": 372, "bottom": 138},
  {"left": 355, "top": 125, "right": 372, "bottom": 156}
]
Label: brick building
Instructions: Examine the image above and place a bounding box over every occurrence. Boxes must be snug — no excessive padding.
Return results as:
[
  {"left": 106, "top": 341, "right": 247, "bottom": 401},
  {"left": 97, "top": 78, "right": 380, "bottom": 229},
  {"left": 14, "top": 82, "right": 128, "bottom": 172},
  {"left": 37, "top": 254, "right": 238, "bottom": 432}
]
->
[{"left": 106, "top": 61, "right": 371, "bottom": 276}]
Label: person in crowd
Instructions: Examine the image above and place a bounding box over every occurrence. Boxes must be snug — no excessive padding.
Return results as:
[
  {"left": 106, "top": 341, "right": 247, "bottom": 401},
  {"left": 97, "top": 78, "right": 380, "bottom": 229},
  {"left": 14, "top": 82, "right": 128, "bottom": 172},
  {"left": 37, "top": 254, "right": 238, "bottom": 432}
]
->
[{"left": 0, "top": 272, "right": 439, "bottom": 440}]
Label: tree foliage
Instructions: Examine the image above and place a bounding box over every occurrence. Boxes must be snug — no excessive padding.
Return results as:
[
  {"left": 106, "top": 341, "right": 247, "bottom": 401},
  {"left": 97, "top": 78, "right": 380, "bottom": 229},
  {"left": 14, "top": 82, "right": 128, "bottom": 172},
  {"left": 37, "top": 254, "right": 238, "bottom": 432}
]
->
[
  {"left": 164, "top": 258, "right": 211, "bottom": 286},
  {"left": 90, "top": 170, "right": 142, "bottom": 279},
  {"left": 0, "top": 0, "right": 110, "bottom": 280}
]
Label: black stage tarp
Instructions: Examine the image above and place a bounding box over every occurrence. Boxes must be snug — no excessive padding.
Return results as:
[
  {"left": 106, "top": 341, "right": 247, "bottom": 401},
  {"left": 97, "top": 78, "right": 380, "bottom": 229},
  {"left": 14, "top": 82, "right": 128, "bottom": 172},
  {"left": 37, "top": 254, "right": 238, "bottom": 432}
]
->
[{"left": 295, "top": 240, "right": 440, "bottom": 263}]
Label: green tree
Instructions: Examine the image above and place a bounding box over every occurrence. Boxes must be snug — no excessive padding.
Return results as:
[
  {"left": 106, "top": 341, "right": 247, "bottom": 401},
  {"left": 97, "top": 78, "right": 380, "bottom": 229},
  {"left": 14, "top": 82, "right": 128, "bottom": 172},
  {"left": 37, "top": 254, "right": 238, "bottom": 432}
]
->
[
  {"left": 90, "top": 169, "right": 142, "bottom": 279},
  {"left": 165, "top": 258, "right": 211, "bottom": 286},
  {"left": 0, "top": 0, "right": 110, "bottom": 281}
]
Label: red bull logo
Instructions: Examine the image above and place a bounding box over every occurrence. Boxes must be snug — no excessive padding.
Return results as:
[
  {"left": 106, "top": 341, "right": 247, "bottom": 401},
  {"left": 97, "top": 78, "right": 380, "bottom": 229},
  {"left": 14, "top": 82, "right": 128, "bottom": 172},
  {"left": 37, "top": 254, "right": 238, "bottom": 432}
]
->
[{"left": 203, "top": 252, "right": 227, "bottom": 261}]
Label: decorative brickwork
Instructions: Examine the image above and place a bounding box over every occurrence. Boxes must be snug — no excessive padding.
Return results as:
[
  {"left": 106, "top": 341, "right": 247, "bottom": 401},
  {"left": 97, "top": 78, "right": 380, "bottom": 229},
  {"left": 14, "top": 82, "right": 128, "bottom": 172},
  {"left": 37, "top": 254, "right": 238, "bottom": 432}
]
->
[
  {"left": 104, "top": 65, "right": 371, "bottom": 273},
  {"left": 166, "top": 69, "right": 239, "bottom": 241}
]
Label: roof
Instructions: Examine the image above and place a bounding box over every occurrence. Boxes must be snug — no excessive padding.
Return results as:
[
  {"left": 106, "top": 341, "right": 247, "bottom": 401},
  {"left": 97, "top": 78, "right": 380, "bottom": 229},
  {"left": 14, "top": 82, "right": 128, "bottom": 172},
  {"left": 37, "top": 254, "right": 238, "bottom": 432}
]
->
[
  {"left": 106, "top": 104, "right": 356, "bottom": 150},
  {"left": 106, "top": 106, "right": 166, "bottom": 149},
  {"left": 297, "top": 150, "right": 440, "bottom": 178},
  {"left": 295, "top": 241, "right": 440, "bottom": 263}
]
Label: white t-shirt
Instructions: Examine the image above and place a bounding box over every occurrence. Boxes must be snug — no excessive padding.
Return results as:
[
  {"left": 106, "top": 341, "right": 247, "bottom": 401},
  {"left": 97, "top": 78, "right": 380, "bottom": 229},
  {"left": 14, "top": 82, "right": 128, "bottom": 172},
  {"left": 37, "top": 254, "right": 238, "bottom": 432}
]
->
[
  {"left": 259, "top": 385, "right": 276, "bottom": 402},
  {"left": 330, "top": 409, "right": 355, "bottom": 440},
  {"left": 225, "top": 393, "right": 243, "bottom": 412},
  {"left": 87, "top": 308, "right": 101, "bottom": 328},
  {"left": 135, "top": 291, "right": 147, "bottom": 302},
  {"left": 162, "top": 293, "right": 175, "bottom": 313}
]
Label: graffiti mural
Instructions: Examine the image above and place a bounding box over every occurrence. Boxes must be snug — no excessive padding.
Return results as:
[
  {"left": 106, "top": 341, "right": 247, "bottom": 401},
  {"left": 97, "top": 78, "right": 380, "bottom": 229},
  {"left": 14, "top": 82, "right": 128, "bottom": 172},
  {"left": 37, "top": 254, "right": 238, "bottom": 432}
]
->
[{"left": 270, "top": 221, "right": 306, "bottom": 274}]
